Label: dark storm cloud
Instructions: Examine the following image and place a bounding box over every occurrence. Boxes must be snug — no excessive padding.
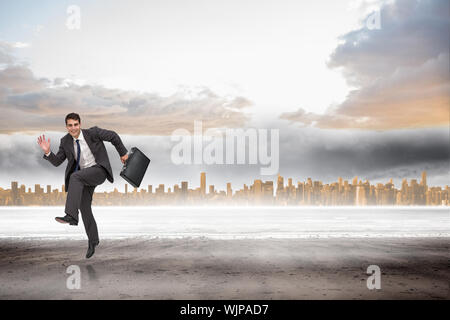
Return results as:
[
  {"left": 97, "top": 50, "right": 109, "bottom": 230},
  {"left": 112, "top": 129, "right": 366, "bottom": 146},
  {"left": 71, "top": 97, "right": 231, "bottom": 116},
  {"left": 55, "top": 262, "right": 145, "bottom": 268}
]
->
[
  {"left": 277, "top": 125, "right": 449, "bottom": 186},
  {"left": 281, "top": 0, "right": 450, "bottom": 130},
  {"left": 0, "top": 123, "right": 448, "bottom": 192}
]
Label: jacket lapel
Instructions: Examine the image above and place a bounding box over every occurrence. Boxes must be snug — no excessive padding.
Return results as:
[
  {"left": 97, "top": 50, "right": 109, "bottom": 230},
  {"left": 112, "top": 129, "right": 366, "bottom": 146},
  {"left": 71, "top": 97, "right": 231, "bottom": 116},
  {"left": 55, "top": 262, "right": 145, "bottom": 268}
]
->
[
  {"left": 82, "top": 129, "right": 95, "bottom": 153},
  {"left": 65, "top": 135, "right": 75, "bottom": 159}
]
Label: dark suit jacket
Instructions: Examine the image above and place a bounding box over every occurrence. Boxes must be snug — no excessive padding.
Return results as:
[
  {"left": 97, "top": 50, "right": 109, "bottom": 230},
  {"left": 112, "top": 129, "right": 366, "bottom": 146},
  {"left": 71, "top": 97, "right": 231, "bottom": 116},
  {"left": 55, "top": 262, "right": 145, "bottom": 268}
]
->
[{"left": 43, "top": 126, "right": 128, "bottom": 192}]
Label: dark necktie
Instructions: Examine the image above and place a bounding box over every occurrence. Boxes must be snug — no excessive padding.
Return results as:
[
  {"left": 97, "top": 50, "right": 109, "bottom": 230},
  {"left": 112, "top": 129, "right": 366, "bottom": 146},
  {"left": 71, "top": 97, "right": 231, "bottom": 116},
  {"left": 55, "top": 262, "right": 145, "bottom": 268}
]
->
[{"left": 75, "top": 139, "right": 81, "bottom": 171}]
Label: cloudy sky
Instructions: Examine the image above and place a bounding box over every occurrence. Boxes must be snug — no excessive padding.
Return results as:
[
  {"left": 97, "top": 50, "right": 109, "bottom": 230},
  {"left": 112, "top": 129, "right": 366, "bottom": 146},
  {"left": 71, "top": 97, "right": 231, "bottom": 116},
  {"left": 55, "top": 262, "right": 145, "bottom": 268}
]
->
[{"left": 0, "top": 0, "right": 448, "bottom": 192}]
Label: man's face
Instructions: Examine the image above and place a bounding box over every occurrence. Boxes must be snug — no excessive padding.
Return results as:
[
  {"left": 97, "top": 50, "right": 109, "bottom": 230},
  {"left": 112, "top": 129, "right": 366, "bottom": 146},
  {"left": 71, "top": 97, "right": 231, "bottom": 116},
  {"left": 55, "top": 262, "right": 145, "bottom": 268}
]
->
[{"left": 66, "top": 119, "right": 81, "bottom": 138}]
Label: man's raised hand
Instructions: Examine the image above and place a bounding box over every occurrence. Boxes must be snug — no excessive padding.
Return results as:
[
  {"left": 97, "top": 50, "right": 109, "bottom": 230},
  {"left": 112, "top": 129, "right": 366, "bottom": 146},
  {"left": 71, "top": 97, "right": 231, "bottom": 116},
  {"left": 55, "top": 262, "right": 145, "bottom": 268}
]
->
[{"left": 37, "top": 134, "right": 51, "bottom": 154}]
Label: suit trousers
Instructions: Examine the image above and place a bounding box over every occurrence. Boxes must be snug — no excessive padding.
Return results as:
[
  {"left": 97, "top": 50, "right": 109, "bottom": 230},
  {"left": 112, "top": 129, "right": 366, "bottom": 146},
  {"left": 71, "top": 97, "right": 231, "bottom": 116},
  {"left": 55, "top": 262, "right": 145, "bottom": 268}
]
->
[{"left": 65, "top": 164, "right": 107, "bottom": 243}]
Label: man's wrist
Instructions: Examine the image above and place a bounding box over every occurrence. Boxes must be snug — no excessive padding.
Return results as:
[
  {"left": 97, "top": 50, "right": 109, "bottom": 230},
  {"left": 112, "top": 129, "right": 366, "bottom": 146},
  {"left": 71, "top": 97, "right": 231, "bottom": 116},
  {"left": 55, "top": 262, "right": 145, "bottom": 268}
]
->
[{"left": 45, "top": 151, "right": 51, "bottom": 156}]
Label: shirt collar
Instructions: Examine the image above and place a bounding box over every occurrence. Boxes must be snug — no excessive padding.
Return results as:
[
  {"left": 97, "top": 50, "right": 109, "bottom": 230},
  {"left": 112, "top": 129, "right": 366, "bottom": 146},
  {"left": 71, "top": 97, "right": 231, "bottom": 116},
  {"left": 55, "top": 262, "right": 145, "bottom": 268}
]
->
[{"left": 73, "top": 129, "right": 84, "bottom": 142}]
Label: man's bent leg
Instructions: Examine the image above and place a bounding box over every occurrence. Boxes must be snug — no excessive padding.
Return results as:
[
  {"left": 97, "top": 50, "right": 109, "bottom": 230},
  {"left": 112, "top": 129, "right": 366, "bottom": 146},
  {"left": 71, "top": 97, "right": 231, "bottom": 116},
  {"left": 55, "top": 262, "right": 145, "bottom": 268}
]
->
[
  {"left": 64, "top": 173, "right": 84, "bottom": 221},
  {"left": 65, "top": 165, "right": 107, "bottom": 221},
  {"left": 80, "top": 186, "right": 99, "bottom": 243}
]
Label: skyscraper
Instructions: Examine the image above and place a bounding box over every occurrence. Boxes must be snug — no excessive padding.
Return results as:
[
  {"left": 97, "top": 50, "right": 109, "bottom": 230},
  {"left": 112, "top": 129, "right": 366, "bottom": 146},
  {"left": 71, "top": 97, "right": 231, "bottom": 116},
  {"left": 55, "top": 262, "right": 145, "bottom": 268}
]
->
[
  {"left": 277, "top": 174, "right": 284, "bottom": 194},
  {"left": 11, "top": 181, "right": 18, "bottom": 205},
  {"left": 421, "top": 171, "right": 427, "bottom": 188},
  {"left": 200, "top": 172, "right": 206, "bottom": 196},
  {"left": 227, "top": 183, "right": 232, "bottom": 198}
]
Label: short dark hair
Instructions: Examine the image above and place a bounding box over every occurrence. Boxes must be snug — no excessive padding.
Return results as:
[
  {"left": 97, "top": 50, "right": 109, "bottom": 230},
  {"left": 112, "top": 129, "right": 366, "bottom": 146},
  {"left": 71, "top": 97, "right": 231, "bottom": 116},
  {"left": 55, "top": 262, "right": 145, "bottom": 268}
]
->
[{"left": 65, "top": 113, "right": 81, "bottom": 125}]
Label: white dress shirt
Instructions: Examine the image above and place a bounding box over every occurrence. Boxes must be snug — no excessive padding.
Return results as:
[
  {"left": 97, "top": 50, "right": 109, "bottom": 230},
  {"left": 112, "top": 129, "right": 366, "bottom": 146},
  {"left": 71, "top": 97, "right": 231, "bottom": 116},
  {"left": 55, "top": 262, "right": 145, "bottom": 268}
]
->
[
  {"left": 45, "top": 130, "right": 97, "bottom": 169},
  {"left": 72, "top": 130, "right": 97, "bottom": 169}
]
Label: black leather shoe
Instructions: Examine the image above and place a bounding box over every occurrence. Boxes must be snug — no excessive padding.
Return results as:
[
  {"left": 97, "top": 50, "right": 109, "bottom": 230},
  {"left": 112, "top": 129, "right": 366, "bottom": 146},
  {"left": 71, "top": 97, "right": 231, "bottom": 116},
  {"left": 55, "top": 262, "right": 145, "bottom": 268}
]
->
[
  {"left": 86, "top": 241, "right": 99, "bottom": 259},
  {"left": 55, "top": 214, "right": 78, "bottom": 225}
]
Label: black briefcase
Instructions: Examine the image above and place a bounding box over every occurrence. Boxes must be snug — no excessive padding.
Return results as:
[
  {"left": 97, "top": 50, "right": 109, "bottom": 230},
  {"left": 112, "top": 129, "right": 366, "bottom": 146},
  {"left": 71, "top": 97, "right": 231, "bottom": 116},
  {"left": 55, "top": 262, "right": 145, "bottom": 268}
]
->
[{"left": 120, "top": 147, "right": 150, "bottom": 188}]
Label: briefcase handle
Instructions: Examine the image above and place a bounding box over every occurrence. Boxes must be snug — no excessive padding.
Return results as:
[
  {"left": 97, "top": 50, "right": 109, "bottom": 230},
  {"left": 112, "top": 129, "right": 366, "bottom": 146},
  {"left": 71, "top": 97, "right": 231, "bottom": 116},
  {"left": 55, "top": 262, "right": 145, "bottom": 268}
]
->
[{"left": 121, "top": 147, "right": 136, "bottom": 171}]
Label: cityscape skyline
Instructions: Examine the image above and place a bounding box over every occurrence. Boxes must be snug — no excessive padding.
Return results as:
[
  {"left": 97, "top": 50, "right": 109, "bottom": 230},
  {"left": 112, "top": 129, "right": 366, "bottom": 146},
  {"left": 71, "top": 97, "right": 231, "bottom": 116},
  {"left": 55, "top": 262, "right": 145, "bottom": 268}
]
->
[
  {"left": 1, "top": 171, "right": 448, "bottom": 206},
  {"left": 0, "top": 1, "right": 448, "bottom": 196}
]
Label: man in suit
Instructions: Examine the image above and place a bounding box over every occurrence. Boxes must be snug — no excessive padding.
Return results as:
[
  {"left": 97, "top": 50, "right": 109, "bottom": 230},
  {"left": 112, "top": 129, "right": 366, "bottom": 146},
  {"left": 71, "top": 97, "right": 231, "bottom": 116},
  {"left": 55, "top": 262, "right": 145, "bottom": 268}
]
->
[{"left": 37, "top": 112, "right": 128, "bottom": 258}]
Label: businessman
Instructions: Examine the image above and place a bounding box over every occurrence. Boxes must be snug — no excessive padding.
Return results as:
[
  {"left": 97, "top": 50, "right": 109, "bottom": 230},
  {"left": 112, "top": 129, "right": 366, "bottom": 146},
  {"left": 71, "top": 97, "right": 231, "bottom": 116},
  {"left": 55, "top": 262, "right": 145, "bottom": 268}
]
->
[{"left": 37, "top": 112, "right": 128, "bottom": 258}]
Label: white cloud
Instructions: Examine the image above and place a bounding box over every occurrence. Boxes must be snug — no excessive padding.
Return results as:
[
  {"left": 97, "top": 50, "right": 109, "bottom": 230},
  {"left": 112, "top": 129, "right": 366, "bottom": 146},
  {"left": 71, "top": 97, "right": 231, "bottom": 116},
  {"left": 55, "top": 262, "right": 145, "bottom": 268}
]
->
[
  {"left": 0, "top": 43, "right": 253, "bottom": 135},
  {"left": 281, "top": 0, "right": 450, "bottom": 129},
  {"left": 12, "top": 42, "right": 30, "bottom": 49}
]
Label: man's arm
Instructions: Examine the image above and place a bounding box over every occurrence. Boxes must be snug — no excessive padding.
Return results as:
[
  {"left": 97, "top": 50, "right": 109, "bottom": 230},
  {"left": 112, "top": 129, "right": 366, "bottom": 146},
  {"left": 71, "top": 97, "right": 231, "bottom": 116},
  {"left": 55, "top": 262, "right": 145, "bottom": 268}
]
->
[
  {"left": 93, "top": 126, "right": 128, "bottom": 157},
  {"left": 42, "top": 138, "right": 67, "bottom": 167}
]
